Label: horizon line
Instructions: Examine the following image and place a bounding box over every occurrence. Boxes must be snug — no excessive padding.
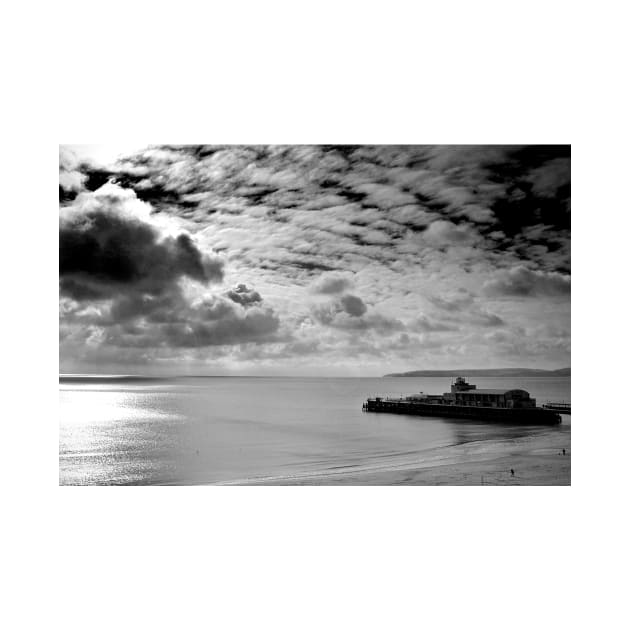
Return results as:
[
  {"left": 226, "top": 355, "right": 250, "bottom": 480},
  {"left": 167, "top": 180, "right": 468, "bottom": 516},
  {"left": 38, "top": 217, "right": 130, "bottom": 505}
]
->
[{"left": 59, "top": 366, "right": 571, "bottom": 380}]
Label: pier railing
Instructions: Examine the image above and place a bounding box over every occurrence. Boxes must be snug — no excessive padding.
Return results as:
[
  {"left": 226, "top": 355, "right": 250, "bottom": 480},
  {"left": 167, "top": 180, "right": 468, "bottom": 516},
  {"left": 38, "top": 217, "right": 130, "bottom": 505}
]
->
[
  {"left": 367, "top": 393, "right": 428, "bottom": 401},
  {"left": 541, "top": 400, "right": 571, "bottom": 412}
]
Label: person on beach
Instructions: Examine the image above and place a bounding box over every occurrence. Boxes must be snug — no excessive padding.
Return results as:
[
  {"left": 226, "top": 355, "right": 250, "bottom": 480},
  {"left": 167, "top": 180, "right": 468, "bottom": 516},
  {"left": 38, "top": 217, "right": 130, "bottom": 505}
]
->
[
  {"left": 510, "top": 469, "right": 515, "bottom": 476},
  {"left": 562, "top": 448, "right": 566, "bottom": 455}
]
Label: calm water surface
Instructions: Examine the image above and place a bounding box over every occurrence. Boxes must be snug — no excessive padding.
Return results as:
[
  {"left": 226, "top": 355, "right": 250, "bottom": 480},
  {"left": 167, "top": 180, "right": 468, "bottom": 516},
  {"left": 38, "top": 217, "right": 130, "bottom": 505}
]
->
[{"left": 59, "top": 376, "right": 571, "bottom": 485}]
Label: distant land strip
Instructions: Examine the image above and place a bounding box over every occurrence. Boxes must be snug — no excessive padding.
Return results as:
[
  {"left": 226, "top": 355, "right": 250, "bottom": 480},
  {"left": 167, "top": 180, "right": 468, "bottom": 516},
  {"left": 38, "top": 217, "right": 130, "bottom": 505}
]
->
[
  {"left": 384, "top": 368, "right": 571, "bottom": 377},
  {"left": 59, "top": 375, "right": 168, "bottom": 383}
]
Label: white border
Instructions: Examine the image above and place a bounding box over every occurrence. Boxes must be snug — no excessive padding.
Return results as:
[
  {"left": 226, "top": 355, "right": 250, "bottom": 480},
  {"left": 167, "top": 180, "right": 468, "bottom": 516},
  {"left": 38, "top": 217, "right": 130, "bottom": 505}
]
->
[{"left": 4, "top": 2, "right": 628, "bottom": 629}]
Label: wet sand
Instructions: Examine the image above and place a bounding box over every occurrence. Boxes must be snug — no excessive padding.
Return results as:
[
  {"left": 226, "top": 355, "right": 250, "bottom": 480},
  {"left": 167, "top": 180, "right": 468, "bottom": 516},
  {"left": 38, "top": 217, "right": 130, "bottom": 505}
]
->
[{"left": 251, "top": 429, "right": 571, "bottom": 486}]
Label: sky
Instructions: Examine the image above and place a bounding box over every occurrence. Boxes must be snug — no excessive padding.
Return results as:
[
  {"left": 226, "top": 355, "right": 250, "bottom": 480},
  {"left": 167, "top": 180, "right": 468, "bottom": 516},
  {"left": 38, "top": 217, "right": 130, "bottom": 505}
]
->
[{"left": 59, "top": 145, "right": 570, "bottom": 376}]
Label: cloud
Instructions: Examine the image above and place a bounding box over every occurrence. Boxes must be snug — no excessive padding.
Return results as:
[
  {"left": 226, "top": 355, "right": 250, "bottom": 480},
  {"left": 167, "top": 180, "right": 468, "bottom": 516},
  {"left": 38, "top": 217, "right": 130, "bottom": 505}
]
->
[
  {"left": 423, "top": 291, "right": 505, "bottom": 328},
  {"left": 69, "top": 296, "right": 282, "bottom": 350},
  {"left": 103, "top": 145, "right": 571, "bottom": 280},
  {"left": 312, "top": 294, "right": 402, "bottom": 334},
  {"left": 59, "top": 182, "right": 283, "bottom": 353},
  {"left": 59, "top": 145, "right": 571, "bottom": 373},
  {"left": 154, "top": 302, "right": 281, "bottom": 348},
  {"left": 348, "top": 182, "right": 417, "bottom": 210},
  {"left": 225, "top": 283, "right": 262, "bottom": 307},
  {"left": 59, "top": 147, "right": 88, "bottom": 201},
  {"left": 421, "top": 220, "right": 482, "bottom": 247},
  {"left": 525, "top": 157, "right": 570, "bottom": 198},
  {"left": 428, "top": 290, "right": 475, "bottom": 312},
  {"left": 482, "top": 265, "right": 571, "bottom": 297},
  {"left": 63, "top": 281, "right": 283, "bottom": 349},
  {"left": 309, "top": 272, "right": 353, "bottom": 295},
  {"left": 338, "top": 294, "right": 367, "bottom": 317},
  {"left": 60, "top": 183, "right": 224, "bottom": 301},
  {"left": 467, "top": 311, "right": 506, "bottom": 327},
  {"left": 411, "top": 314, "right": 459, "bottom": 332},
  {"left": 312, "top": 293, "right": 367, "bottom": 322}
]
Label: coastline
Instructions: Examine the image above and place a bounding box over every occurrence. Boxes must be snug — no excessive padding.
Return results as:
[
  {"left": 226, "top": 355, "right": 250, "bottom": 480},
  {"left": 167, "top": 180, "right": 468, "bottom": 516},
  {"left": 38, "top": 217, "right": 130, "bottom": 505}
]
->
[{"left": 237, "top": 426, "right": 571, "bottom": 486}]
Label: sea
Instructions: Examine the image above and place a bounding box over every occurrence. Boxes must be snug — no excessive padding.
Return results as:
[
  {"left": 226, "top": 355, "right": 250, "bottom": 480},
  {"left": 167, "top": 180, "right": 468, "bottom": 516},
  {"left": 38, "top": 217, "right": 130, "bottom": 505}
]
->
[{"left": 59, "top": 375, "right": 570, "bottom": 485}]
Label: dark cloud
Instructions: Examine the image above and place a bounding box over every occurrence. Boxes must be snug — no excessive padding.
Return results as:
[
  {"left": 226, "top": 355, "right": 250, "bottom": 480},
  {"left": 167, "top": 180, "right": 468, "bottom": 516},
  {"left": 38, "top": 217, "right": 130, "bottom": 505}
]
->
[
  {"left": 338, "top": 294, "right": 367, "bottom": 317},
  {"left": 59, "top": 184, "right": 223, "bottom": 301},
  {"left": 62, "top": 280, "right": 282, "bottom": 350},
  {"left": 312, "top": 294, "right": 402, "bottom": 334},
  {"left": 109, "top": 290, "right": 187, "bottom": 324},
  {"left": 58, "top": 183, "right": 285, "bottom": 352},
  {"left": 483, "top": 265, "right": 571, "bottom": 297},
  {"left": 95, "top": 307, "right": 281, "bottom": 350},
  {"left": 226, "top": 284, "right": 263, "bottom": 307},
  {"left": 155, "top": 304, "right": 281, "bottom": 348},
  {"left": 289, "top": 260, "right": 340, "bottom": 273}
]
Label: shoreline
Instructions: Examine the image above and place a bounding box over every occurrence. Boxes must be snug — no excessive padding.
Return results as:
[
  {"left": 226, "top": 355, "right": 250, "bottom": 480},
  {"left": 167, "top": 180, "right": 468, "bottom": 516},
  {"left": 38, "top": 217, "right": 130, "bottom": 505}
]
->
[{"left": 236, "top": 429, "right": 571, "bottom": 486}]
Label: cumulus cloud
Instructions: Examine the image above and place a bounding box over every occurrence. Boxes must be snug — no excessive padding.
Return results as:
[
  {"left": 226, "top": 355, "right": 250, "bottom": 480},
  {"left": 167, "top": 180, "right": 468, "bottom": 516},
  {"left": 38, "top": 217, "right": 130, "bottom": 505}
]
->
[
  {"left": 312, "top": 293, "right": 367, "bottom": 322},
  {"left": 59, "top": 147, "right": 88, "bottom": 201},
  {"left": 68, "top": 294, "right": 282, "bottom": 350},
  {"left": 153, "top": 302, "right": 281, "bottom": 348},
  {"left": 59, "top": 182, "right": 284, "bottom": 355},
  {"left": 60, "top": 183, "right": 224, "bottom": 301},
  {"left": 482, "top": 265, "right": 571, "bottom": 297},
  {"left": 312, "top": 294, "right": 402, "bottom": 334},
  {"left": 338, "top": 294, "right": 367, "bottom": 317},
  {"left": 225, "top": 283, "right": 263, "bottom": 307},
  {"left": 309, "top": 272, "right": 353, "bottom": 295}
]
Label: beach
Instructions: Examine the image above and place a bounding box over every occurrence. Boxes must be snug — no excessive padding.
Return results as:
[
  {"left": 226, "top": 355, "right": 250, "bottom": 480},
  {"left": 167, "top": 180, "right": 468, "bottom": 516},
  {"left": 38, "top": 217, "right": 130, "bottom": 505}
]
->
[{"left": 247, "top": 429, "right": 571, "bottom": 485}]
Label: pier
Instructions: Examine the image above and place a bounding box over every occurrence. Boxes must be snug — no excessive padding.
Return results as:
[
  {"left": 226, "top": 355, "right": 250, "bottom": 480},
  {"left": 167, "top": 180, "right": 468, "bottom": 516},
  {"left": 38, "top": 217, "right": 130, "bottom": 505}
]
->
[
  {"left": 362, "top": 377, "right": 562, "bottom": 425},
  {"left": 542, "top": 402, "right": 571, "bottom": 414}
]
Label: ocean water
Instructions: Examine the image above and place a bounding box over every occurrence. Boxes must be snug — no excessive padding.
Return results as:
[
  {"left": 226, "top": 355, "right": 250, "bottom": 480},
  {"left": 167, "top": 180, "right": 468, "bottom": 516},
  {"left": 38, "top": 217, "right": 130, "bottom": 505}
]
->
[{"left": 59, "top": 376, "right": 571, "bottom": 485}]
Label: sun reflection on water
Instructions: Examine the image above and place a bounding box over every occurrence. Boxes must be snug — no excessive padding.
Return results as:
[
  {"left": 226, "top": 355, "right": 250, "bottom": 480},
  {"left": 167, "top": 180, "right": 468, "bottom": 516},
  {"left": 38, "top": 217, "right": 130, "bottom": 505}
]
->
[{"left": 59, "top": 386, "right": 183, "bottom": 485}]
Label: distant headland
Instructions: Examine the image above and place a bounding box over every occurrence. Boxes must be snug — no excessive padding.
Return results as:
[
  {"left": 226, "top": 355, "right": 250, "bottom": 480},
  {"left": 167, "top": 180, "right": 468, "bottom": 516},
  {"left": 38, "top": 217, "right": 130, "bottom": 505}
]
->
[{"left": 384, "top": 367, "right": 570, "bottom": 377}]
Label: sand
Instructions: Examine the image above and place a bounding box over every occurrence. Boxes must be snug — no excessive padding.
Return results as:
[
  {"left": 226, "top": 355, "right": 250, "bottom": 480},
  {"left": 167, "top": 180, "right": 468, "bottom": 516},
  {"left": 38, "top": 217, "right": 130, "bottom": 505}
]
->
[{"left": 251, "top": 430, "right": 571, "bottom": 486}]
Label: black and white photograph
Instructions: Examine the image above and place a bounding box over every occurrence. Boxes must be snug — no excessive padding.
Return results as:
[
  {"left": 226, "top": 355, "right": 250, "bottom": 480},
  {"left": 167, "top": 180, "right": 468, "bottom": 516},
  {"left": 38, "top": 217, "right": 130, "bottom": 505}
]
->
[
  {"left": 59, "top": 144, "right": 571, "bottom": 485},
  {"left": 9, "top": 2, "right": 628, "bottom": 628}
]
